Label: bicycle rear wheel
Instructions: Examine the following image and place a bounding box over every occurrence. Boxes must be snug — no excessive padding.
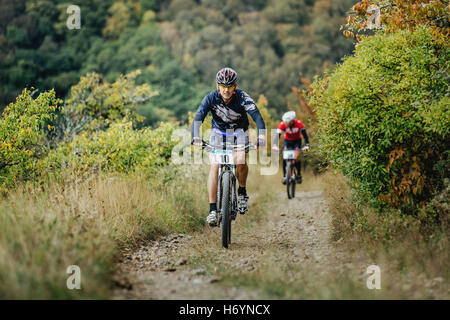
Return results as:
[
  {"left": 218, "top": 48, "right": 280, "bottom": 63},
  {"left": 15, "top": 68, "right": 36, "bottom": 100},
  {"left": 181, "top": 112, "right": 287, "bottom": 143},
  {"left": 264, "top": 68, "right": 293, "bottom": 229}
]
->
[{"left": 221, "top": 171, "right": 232, "bottom": 248}]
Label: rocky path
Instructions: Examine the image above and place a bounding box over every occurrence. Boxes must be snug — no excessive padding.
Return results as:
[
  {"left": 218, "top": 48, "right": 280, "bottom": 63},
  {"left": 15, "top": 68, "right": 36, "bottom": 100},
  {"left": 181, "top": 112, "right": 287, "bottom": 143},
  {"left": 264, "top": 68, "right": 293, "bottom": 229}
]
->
[{"left": 112, "top": 178, "right": 365, "bottom": 299}]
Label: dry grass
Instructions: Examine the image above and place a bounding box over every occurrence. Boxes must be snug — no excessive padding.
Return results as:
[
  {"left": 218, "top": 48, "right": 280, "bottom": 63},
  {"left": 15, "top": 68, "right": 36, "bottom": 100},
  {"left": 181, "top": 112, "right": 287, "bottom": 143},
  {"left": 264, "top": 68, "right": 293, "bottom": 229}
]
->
[
  {"left": 0, "top": 164, "right": 207, "bottom": 299},
  {"left": 321, "top": 170, "right": 450, "bottom": 299}
]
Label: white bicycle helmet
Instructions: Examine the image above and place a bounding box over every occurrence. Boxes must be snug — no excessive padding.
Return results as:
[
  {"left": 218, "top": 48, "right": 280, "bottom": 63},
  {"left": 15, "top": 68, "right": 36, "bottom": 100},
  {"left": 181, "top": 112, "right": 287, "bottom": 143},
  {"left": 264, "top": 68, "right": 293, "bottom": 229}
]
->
[{"left": 282, "top": 111, "right": 296, "bottom": 123}]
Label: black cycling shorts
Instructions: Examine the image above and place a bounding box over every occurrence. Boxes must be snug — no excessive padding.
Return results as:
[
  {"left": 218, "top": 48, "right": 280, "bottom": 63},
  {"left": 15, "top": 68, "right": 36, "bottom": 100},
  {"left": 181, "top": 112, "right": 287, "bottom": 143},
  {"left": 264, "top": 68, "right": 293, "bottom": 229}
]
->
[{"left": 283, "top": 139, "right": 302, "bottom": 150}]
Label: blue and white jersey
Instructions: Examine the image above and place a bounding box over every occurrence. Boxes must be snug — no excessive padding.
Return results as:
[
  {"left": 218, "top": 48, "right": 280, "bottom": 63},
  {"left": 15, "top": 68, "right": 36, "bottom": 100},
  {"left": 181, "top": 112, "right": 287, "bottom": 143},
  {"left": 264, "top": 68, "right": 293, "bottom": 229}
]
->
[{"left": 191, "top": 89, "right": 265, "bottom": 138}]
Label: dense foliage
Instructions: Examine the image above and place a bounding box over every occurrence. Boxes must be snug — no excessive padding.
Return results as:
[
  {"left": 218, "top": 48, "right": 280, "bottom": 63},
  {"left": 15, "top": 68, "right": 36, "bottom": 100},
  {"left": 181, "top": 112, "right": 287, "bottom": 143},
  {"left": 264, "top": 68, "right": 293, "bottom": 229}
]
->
[
  {"left": 1, "top": 0, "right": 356, "bottom": 124},
  {"left": 0, "top": 88, "right": 60, "bottom": 190},
  {"left": 158, "top": 0, "right": 356, "bottom": 113},
  {"left": 343, "top": 0, "right": 449, "bottom": 41},
  {"left": 64, "top": 70, "right": 155, "bottom": 130},
  {"left": 0, "top": 0, "right": 113, "bottom": 109},
  {"left": 0, "top": 68, "right": 178, "bottom": 192},
  {"left": 310, "top": 27, "right": 449, "bottom": 212},
  {"left": 40, "top": 121, "right": 178, "bottom": 178}
]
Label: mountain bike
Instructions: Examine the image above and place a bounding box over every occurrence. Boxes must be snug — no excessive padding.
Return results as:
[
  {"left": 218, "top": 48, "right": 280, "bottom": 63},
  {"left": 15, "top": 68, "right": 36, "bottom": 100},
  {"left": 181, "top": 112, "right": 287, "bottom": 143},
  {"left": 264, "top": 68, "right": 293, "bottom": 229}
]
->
[
  {"left": 283, "top": 146, "right": 310, "bottom": 199},
  {"left": 271, "top": 145, "right": 309, "bottom": 199},
  {"left": 200, "top": 140, "right": 257, "bottom": 249}
]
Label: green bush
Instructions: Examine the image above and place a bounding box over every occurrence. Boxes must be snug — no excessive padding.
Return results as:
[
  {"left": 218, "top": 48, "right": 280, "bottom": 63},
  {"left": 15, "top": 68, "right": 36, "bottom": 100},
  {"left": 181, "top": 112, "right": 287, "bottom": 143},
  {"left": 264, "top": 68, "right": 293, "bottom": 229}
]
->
[
  {"left": 65, "top": 70, "right": 157, "bottom": 131},
  {"left": 39, "top": 121, "right": 179, "bottom": 178},
  {"left": 310, "top": 27, "right": 449, "bottom": 212},
  {"left": 0, "top": 88, "right": 60, "bottom": 191}
]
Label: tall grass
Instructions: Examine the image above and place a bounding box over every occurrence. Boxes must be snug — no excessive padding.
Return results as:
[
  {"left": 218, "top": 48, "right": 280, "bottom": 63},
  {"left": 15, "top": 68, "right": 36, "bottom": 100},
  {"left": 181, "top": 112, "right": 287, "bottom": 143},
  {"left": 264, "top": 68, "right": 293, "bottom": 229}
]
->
[
  {"left": 322, "top": 170, "right": 449, "bottom": 299},
  {"left": 0, "top": 164, "right": 207, "bottom": 299}
]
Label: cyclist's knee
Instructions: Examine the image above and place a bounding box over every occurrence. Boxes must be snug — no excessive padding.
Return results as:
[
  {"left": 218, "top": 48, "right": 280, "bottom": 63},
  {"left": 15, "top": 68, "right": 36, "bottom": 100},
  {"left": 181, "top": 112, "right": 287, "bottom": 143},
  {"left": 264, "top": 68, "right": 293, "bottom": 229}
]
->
[{"left": 236, "top": 163, "right": 248, "bottom": 169}]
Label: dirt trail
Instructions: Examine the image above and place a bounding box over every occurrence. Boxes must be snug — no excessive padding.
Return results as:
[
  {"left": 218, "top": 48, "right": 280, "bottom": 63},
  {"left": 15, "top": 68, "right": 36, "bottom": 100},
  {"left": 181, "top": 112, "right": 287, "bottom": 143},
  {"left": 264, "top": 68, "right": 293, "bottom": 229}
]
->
[{"left": 113, "top": 173, "right": 366, "bottom": 300}]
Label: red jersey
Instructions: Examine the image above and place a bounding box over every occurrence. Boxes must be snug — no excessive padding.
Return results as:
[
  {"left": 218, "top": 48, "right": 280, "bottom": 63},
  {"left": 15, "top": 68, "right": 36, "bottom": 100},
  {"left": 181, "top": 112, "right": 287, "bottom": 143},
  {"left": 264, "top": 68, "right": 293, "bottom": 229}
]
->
[{"left": 277, "top": 119, "right": 304, "bottom": 141}]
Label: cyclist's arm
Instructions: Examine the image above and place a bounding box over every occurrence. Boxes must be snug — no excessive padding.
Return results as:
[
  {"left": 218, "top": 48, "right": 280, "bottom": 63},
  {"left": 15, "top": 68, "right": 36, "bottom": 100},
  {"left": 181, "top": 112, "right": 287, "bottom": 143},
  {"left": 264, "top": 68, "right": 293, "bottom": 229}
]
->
[
  {"left": 247, "top": 109, "right": 265, "bottom": 137},
  {"left": 301, "top": 128, "right": 309, "bottom": 145},
  {"left": 273, "top": 127, "right": 284, "bottom": 147},
  {"left": 245, "top": 102, "right": 266, "bottom": 147},
  {"left": 190, "top": 95, "right": 211, "bottom": 140},
  {"left": 241, "top": 92, "right": 265, "bottom": 134}
]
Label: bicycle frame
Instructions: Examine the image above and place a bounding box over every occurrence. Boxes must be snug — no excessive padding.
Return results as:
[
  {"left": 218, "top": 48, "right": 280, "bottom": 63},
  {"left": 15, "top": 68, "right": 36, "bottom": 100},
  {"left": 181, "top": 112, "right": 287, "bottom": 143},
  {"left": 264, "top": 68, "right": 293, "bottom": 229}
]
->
[{"left": 283, "top": 147, "right": 299, "bottom": 176}]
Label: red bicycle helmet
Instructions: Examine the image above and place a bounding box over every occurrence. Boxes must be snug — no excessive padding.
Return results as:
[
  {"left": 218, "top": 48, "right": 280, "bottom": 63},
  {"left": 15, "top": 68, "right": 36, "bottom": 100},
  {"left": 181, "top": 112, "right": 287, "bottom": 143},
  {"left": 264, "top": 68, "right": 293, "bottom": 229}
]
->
[{"left": 216, "top": 67, "right": 237, "bottom": 86}]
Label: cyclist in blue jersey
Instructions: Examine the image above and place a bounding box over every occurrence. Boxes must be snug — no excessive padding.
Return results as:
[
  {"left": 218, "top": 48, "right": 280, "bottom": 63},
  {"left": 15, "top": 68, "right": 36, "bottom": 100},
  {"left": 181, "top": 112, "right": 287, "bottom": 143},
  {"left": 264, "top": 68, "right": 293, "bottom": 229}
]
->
[{"left": 191, "top": 67, "right": 266, "bottom": 226}]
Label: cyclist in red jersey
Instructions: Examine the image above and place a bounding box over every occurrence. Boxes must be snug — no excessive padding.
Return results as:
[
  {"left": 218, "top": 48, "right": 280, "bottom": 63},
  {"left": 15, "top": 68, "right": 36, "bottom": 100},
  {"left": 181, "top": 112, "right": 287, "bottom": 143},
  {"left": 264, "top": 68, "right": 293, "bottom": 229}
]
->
[{"left": 272, "top": 111, "right": 310, "bottom": 184}]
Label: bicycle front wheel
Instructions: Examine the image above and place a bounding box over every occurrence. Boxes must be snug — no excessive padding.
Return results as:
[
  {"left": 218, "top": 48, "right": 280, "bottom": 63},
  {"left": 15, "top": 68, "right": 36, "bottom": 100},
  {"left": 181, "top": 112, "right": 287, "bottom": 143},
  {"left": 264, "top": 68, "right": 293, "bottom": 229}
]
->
[
  {"left": 286, "top": 162, "right": 292, "bottom": 199},
  {"left": 286, "top": 161, "right": 296, "bottom": 199},
  {"left": 290, "top": 162, "right": 296, "bottom": 198},
  {"left": 291, "top": 165, "right": 296, "bottom": 199},
  {"left": 221, "top": 171, "right": 232, "bottom": 248}
]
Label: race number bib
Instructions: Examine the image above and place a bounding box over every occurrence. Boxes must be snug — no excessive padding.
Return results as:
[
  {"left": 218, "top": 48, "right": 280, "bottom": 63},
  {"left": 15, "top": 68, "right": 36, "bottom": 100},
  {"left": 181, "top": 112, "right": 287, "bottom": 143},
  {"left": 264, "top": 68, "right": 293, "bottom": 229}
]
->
[
  {"left": 211, "top": 149, "right": 234, "bottom": 164},
  {"left": 283, "top": 150, "right": 295, "bottom": 160}
]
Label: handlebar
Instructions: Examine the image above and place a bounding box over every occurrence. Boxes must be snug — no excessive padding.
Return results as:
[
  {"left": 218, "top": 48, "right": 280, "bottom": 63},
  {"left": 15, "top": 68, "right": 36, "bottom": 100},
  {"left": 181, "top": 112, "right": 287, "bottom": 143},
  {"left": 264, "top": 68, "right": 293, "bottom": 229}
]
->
[
  {"left": 193, "top": 139, "right": 258, "bottom": 152},
  {"left": 272, "top": 146, "right": 310, "bottom": 152}
]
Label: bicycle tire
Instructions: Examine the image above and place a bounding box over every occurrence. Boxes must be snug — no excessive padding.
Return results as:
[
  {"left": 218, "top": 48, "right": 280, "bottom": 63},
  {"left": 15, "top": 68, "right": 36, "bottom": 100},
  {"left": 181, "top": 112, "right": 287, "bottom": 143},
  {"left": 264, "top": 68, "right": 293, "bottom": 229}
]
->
[
  {"left": 290, "top": 162, "right": 296, "bottom": 198},
  {"left": 286, "top": 162, "right": 292, "bottom": 199},
  {"left": 229, "top": 180, "right": 235, "bottom": 244},
  {"left": 221, "top": 171, "right": 232, "bottom": 248},
  {"left": 228, "top": 214, "right": 232, "bottom": 245}
]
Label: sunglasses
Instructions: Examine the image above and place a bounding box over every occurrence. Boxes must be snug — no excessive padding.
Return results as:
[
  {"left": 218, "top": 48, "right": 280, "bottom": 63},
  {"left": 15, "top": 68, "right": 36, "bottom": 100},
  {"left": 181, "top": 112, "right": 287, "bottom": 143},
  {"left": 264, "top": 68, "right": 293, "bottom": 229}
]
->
[{"left": 218, "top": 84, "right": 236, "bottom": 90}]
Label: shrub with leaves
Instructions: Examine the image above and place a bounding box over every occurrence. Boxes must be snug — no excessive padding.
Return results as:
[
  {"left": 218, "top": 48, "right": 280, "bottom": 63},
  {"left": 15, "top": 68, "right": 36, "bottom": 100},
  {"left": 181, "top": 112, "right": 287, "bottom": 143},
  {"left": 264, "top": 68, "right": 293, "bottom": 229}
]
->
[
  {"left": 39, "top": 121, "right": 179, "bottom": 178},
  {"left": 46, "top": 69, "right": 159, "bottom": 148},
  {"left": 65, "top": 69, "right": 157, "bottom": 131},
  {"left": 309, "top": 27, "right": 449, "bottom": 212},
  {"left": 0, "top": 88, "right": 61, "bottom": 190}
]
